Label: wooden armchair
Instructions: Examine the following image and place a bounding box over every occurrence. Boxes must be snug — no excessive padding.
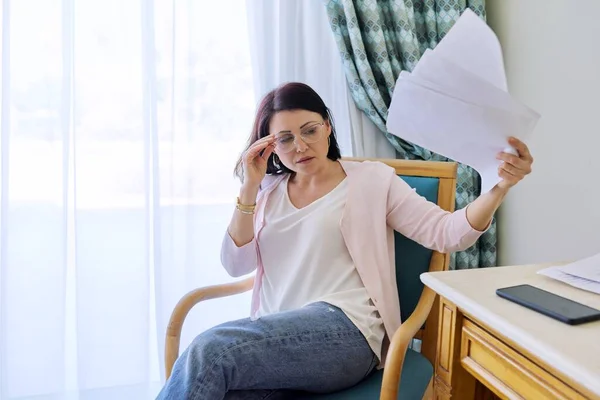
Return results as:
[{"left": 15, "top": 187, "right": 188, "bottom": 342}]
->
[{"left": 165, "top": 158, "right": 458, "bottom": 399}]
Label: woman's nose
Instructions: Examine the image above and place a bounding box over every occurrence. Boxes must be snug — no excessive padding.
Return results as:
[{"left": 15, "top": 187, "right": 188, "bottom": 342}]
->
[{"left": 294, "top": 137, "right": 308, "bottom": 152}]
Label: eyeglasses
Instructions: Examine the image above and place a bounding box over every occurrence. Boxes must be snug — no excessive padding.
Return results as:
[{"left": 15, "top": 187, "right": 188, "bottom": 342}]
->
[{"left": 273, "top": 122, "right": 325, "bottom": 153}]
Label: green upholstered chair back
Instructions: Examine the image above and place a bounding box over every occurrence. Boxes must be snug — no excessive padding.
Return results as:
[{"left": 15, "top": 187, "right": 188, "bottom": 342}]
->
[{"left": 395, "top": 176, "right": 439, "bottom": 323}]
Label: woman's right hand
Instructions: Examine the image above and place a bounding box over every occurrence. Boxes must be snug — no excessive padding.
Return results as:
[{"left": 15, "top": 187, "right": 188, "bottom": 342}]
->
[{"left": 242, "top": 135, "right": 276, "bottom": 190}]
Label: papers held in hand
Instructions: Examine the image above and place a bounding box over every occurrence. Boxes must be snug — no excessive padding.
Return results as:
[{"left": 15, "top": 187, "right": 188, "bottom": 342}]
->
[{"left": 386, "top": 9, "right": 541, "bottom": 193}]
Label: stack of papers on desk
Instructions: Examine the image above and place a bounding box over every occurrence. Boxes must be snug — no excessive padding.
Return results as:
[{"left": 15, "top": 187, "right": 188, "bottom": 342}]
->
[
  {"left": 538, "top": 253, "right": 600, "bottom": 295},
  {"left": 386, "top": 9, "right": 541, "bottom": 193}
]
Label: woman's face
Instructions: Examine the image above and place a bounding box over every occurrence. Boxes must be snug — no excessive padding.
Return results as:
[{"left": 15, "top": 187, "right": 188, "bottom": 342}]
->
[{"left": 269, "top": 110, "right": 331, "bottom": 174}]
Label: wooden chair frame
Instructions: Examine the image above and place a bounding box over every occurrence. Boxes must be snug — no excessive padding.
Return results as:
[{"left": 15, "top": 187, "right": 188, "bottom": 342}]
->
[{"left": 164, "top": 158, "right": 457, "bottom": 400}]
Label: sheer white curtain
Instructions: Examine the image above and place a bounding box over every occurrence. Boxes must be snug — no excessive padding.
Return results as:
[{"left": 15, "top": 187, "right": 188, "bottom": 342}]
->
[
  {"left": 245, "top": 0, "right": 395, "bottom": 158},
  {"left": 0, "top": 1, "right": 394, "bottom": 398},
  {"left": 1, "top": 1, "right": 254, "bottom": 399},
  {"left": 346, "top": 97, "right": 397, "bottom": 158}
]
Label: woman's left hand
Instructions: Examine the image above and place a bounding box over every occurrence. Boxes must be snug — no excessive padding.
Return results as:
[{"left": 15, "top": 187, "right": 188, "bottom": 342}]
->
[{"left": 496, "top": 137, "right": 534, "bottom": 190}]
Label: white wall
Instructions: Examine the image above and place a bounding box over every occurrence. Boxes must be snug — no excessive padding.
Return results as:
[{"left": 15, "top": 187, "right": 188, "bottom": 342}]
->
[{"left": 486, "top": 0, "right": 600, "bottom": 265}]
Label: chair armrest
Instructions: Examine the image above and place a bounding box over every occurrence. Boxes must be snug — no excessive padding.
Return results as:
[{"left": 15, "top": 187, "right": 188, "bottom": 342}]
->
[
  {"left": 165, "top": 276, "right": 255, "bottom": 379},
  {"left": 380, "top": 286, "right": 436, "bottom": 400}
]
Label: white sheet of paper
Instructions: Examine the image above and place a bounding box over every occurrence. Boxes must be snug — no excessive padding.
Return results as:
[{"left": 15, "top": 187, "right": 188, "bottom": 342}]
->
[
  {"left": 412, "top": 49, "right": 536, "bottom": 119},
  {"left": 538, "top": 267, "right": 600, "bottom": 295},
  {"left": 538, "top": 253, "right": 600, "bottom": 295},
  {"left": 389, "top": 72, "right": 538, "bottom": 192},
  {"left": 551, "top": 253, "right": 600, "bottom": 283},
  {"left": 432, "top": 9, "right": 507, "bottom": 91},
  {"left": 385, "top": 10, "right": 540, "bottom": 193}
]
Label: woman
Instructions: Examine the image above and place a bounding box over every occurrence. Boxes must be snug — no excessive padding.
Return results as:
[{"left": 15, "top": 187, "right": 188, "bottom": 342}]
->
[{"left": 158, "top": 82, "right": 533, "bottom": 399}]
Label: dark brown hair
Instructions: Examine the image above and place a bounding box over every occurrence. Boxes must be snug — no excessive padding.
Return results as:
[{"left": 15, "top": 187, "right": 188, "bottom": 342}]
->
[{"left": 234, "top": 82, "right": 342, "bottom": 181}]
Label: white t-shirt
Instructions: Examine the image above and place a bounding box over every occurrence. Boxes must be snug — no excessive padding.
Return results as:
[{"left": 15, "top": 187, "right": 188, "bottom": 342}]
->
[{"left": 257, "top": 175, "right": 385, "bottom": 360}]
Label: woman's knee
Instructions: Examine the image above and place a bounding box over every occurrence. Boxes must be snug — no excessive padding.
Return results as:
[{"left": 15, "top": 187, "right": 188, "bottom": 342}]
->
[{"left": 186, "top": 325, "right": 235, "bottom": 366}]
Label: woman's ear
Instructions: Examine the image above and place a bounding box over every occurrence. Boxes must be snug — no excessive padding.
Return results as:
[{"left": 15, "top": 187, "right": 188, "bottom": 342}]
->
[{"left": 325, "top": 119, "right": 332, "bottom": 135}]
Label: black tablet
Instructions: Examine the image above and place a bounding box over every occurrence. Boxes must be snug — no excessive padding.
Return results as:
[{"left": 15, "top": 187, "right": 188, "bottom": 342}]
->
[{"left": 496, "top": 284, "right": 600, "bottom": 325}]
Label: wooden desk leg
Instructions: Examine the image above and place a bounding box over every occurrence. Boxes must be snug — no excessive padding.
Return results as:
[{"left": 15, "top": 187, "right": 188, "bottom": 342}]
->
[{"left": 433, "top": 297, "right": 477, "bottom": 399}]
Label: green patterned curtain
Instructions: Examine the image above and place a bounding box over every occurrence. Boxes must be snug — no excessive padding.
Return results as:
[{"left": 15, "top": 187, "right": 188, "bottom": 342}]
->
[{"left": 324, "top": 0, "right": 496, "bottom": 269}]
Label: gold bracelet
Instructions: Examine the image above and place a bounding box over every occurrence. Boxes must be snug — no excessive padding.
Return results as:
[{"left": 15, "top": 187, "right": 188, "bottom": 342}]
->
[{"left": 236, "top": 197, "right": 256, "bottom": 214}]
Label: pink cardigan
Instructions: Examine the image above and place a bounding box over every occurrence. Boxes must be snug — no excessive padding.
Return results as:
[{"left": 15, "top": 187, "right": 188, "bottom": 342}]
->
[{"left": 221, "top": 160, "right": 485, "bottom": 363}]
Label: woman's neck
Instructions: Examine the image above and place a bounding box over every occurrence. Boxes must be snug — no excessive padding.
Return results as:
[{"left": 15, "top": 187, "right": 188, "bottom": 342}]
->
[{"left": 290, "top": 159, "right": 342, "bottom": 188}]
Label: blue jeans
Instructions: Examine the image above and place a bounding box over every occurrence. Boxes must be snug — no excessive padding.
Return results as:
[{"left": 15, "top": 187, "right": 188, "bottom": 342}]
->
[{"left": 157, "top": 302, "right": 377, "bottom": 399}]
